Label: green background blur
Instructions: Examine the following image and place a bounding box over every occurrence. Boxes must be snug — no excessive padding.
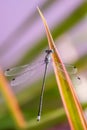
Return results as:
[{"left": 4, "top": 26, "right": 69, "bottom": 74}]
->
[{"left": 0, "top": 0, "right": 87, "bottom": 130}]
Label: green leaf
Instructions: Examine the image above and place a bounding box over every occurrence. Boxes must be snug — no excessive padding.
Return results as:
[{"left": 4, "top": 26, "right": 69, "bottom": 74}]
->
[{"left": 37, "top": 7, "right": 87, "bottom": 130}]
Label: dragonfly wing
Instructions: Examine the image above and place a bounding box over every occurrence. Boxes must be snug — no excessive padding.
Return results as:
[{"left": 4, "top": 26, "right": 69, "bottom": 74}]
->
[
  {"left": 54, "top": 62, "right": 78, "bottom": 80},
  {"left": 5, "top": 60, "right": 45, "bottom": 76},
  {"left": 5, "top": 64, "right": 29, "bottom": 76},
  {"left": 10, "top": 61, "right": 45, "bottom": 86},
  {"left": 59, "top": 63, "right": 77, "bottom": 74},
  {"left": 10, "top": 69, "right": 35, "bottom": 86},
  {"left": 54, "top": 62, "right": 77, "bottom": 74}
]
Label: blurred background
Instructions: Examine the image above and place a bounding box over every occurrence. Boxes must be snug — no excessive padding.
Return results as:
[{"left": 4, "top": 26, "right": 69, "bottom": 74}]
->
[{"left": 0, "top": 0, "right": 87, "bottom": 129}]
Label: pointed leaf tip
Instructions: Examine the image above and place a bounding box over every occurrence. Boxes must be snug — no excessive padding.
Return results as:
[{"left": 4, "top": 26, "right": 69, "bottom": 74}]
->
[
  {"left": 37, "top": 8, "right": 87, "bottom": 130},
  {"left": 37, "top": 7, "right": 47, "bottom": 25}
]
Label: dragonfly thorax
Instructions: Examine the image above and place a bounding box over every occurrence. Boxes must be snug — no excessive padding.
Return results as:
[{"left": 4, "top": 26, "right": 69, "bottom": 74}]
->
[
  {"left": 44, "top": 49, "right": 53, "bottom": 64},
  {"left": 44, "top": 56, "right": 51, "bottom": 64}
]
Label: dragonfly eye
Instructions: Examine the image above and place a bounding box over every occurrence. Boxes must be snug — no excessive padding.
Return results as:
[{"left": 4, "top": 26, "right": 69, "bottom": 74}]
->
[
  {"left": 45, "top": 49, "right": 54, "bottom": 54},
  {"left": 49, "top": 49, "right": 54, "bottom": 53},
  {"left": 45, "top": 49, "right": 49, "bottom": 53}
]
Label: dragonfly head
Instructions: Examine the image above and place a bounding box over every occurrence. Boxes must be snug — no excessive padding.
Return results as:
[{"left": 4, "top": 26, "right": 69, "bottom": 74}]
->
[
  {"left": 45, "top": 49, "right": 54, "bottom": 54},
  {"left": 45, "top": 49, "right": 53, "bottom": 64}
]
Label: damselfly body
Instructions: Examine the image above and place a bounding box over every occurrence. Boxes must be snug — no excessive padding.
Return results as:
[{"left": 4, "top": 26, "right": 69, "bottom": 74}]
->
[{"left": 5, "top": 49, "right": 80, "bottom": 121}]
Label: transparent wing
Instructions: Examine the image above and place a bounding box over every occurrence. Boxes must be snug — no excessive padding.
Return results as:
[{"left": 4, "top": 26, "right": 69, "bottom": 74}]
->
[
  {"left": 55, "top": 62, "right": 79, "bottom": 80},
  {"left": 58, "top": 63, "right": 77, "bottom": 75},
  {"left": 5, "top": 58, "right": 79, "bottom": 86},
  {"left": 5, "top": 60, "right": 45, "bottom": 76},
  {"left": 10, "top": 64, "right": 45, "bottom": 87}
]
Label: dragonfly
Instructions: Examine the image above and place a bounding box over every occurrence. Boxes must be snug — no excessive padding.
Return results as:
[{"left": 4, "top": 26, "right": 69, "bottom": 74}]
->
[{"left": 5, "top": 49, "right": 80, "bottom": 121}]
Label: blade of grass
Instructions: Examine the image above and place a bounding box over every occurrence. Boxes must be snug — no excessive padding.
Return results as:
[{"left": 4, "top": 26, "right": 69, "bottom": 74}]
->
[
  {"left": 37, "top": 7, "right": 87, "bottom": 130},
  {"left": 20, "top": 2, "right": 87, "bottom": 65},
  {"left": 0, "top": 68, "right": 26, "bottom": 128},
  {"left": 19, "top": 103, "right": 87, "bottom": 130}
]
